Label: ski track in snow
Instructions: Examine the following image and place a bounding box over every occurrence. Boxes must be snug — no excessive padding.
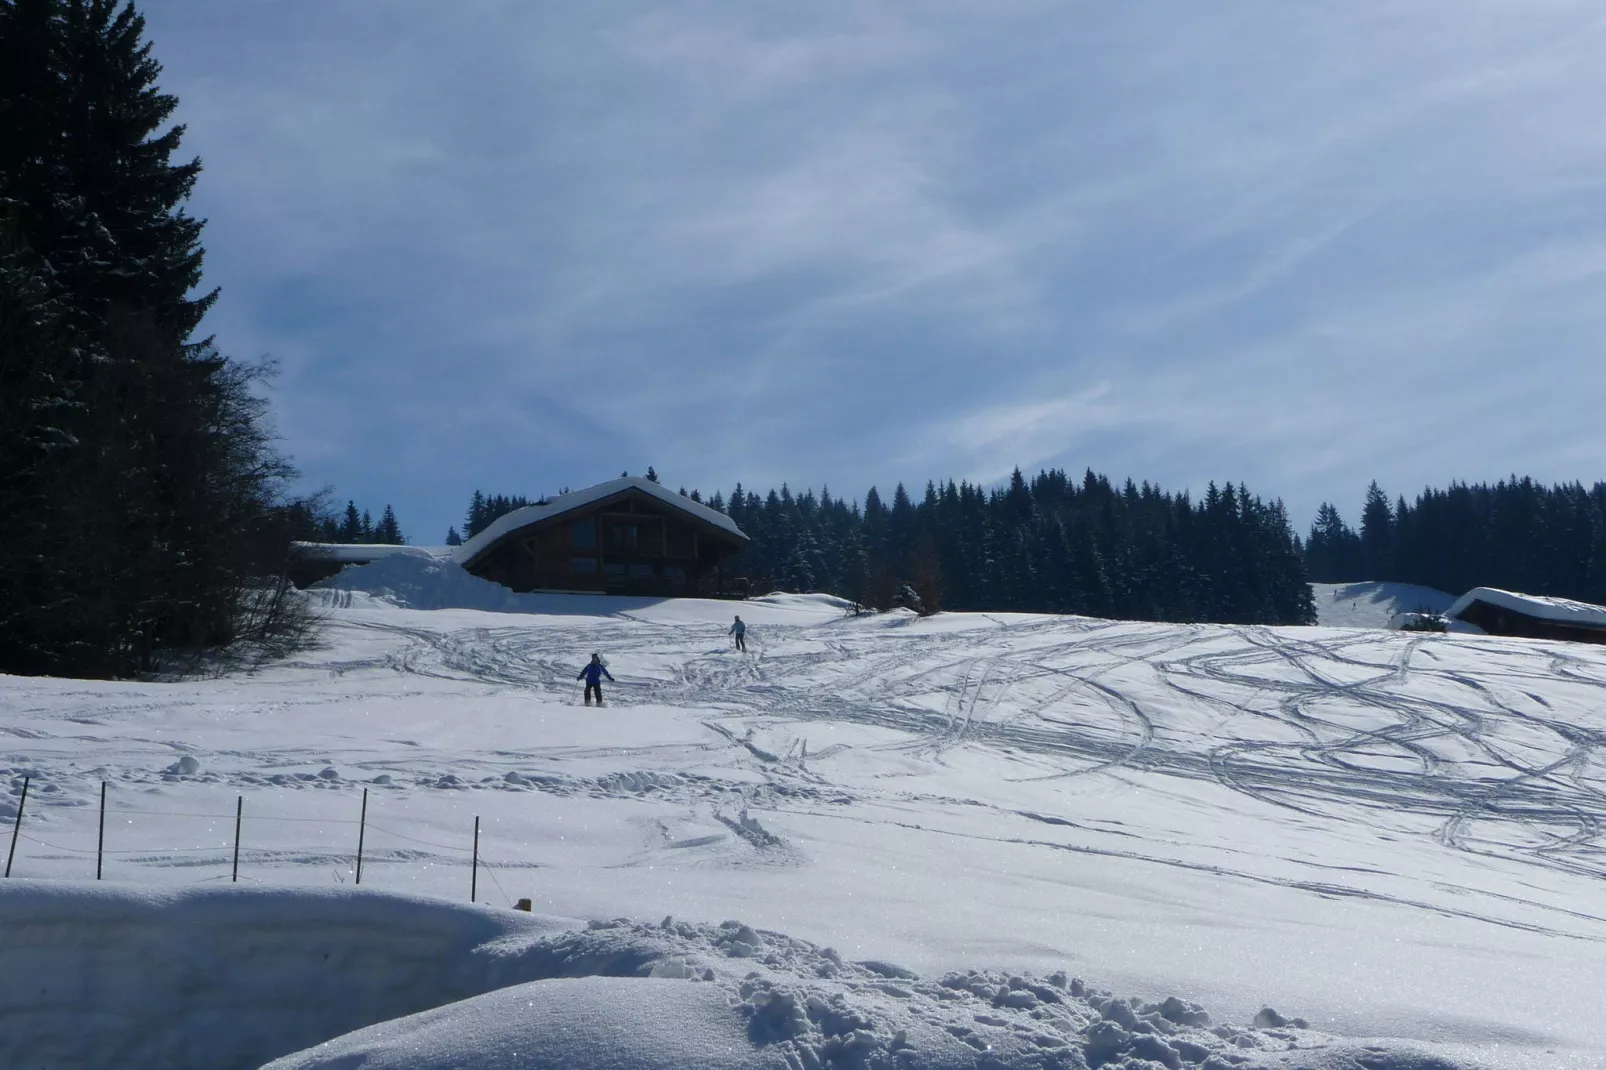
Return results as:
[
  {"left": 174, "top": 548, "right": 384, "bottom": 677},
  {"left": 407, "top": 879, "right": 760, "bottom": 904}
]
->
[
  {"left": 9, "top": 612, "right": 1606, "bottom": 899},
  {"left": 7, "top": 595, "right": 1606, "bottom": 1065},
  {"left": 331, "top": 613, "right": 1606, "bottom": 889}
]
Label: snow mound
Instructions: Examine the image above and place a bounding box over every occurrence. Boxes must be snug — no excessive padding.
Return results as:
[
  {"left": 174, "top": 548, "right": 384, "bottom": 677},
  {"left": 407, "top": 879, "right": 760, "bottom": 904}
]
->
[
  {"left": 0, "top": 881, "right": 581, "bottom": 1070},
  {"left": 0, "top": 882, "right": 1481, "bottom": 1070},
  {"left": 313, "top": 552, "right": 533, "bottom": 611},
  {"left": 748, "top": 591, "right": 862, "bottom": 613},
  {"left": 272, "top": 914, "right": 1482, "bottom": 1069},
  {"left": 1312, "top": 582, "right": 1456, "bottom": 629},
  {"left": 293, "top": 542, "right": 442, "bottom": 564},
  {"left": 266, "top": 976, "right": 791, "bottom": 1070}
]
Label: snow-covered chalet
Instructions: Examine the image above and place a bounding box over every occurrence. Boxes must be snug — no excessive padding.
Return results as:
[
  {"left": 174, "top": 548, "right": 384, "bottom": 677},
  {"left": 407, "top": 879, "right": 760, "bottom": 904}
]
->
[
  {"left": 291, "top": 477, "right": 750, "bottom": 598},
  {"left": 1445, "top": 587, "right": 1606, "bottom": 645}
]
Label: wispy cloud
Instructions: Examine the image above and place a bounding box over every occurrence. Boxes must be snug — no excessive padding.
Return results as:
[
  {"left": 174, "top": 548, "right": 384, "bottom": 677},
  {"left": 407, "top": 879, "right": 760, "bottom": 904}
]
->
[{"left": 139, "top": 0, "right": 1606, "bottom": 536}]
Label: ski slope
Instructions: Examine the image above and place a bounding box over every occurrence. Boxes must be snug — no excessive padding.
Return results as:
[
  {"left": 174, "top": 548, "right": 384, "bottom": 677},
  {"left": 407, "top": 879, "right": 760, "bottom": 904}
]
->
[
  {"left": 1311, "top": 581, "right": 1458, "bottom": 629},
  {"left": 4, "top": 570, "right": 1606, "bottom": 1067}
]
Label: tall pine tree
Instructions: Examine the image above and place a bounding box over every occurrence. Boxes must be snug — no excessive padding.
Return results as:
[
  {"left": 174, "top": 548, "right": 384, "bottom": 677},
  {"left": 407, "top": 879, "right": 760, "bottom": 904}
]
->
[{"left": 1, "top": 0, "right": 308, "bottom": 675}]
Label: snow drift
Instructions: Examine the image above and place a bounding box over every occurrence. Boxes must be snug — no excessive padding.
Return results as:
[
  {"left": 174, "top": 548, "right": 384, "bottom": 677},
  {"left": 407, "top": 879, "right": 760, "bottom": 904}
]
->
[
  {"left": 0, "top": 881, "right": 1477, "bottom": 1070},
  {"left": 0, "top": 881, "right": 579, "bottom": 1068}
]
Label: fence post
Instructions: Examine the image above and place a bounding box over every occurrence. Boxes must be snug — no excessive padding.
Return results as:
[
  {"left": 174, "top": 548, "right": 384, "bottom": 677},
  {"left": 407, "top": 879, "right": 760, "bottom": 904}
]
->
[
  {"left": 355, "top": 788, "right": 368, "bottom": 886},
  {"left": 231, "top": 795, "right": 243, "bottom": 883},
  {"left": 4, "top": 776, "right": 27, "bottom": 878},
  {"left": 97, "top": 782, "right": 106, "bottom": 880},
  {"left": 471, "top": 816, "right": 479, "bottom": 902}
]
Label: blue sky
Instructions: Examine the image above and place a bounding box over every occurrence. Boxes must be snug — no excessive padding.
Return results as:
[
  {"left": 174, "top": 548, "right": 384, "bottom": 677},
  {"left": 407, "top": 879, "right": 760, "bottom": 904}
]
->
[{"left": 141, "top": 1, "right": 1606, "bottom": 543}]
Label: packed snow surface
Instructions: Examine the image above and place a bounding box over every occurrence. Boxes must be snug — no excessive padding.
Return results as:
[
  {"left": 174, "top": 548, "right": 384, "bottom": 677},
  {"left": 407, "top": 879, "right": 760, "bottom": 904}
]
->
[
  {"left": 1311, "top": 582, "right": 1457, "bottom": 629},
  {"left": 4, "top": 555, "right": 1606, "bottom": 1067}
]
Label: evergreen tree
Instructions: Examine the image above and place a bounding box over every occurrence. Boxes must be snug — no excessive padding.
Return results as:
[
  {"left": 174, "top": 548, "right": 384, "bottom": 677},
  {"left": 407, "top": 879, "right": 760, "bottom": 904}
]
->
[
  {"left": 1359, "top": 482, "right": 1395, "bottom": 580},
  {"left": 461, "top": 489, "right": 536, "bottom": 538},
  {"left": 646, "top": 466, "right": 659, "bottom": 483},
  {"left": 444, "top": 526, "right": 463, "bottom": 546},
  {"left": 1305, "top": 502, "right": 1363, "bottom": 582},
  {"left": 0, "top": 0, "right": 214, "bottom": 342},
  {"left": 373, "top": 504, "right": 403, "bottom": 545},
  {"left": 338, "top": 501, "right": 362, "bottom": 542},
  {"left": 464, "top": 490, "right": 486, "bottom": 538},
  {"left": 0, "top": 1, "right": 310, "bottom": 675}
]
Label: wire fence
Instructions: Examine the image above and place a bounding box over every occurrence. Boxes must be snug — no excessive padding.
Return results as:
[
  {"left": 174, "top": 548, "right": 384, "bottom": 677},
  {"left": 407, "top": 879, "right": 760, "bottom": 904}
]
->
[{"left": 3, "top": 776, "right": 524, "bottom": 907}]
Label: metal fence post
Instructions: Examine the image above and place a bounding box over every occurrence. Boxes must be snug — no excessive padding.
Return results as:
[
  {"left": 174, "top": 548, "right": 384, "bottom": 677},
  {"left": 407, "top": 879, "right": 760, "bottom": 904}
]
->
[
  {"left": 4, "top": 776, "right": 27, "bottom": 878},
  {"left": 355, "top": 788, "right": 368, "bottom": 885},
  {"left": 97, "top": 782, "right": 106, "bottom": 879},
  {"left": 231, "top": 795, "right": 243, "bottom": 883},
  {"left": 471, "top": 816, "right": 480, "bottom": 902}
]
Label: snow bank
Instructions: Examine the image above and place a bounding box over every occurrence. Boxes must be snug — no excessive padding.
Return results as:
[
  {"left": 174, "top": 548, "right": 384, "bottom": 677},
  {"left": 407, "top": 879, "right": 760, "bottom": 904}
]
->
[
  {"left": 0, "top": 882, "right": 1482, "bottom": 1070},
  {"left": 312, "top": 551, "right": 534, "bottom": 611},
  {"left": 266, "top": 977, "right": 792, "bottom": 1070},
  {"left": 1312, "top": 582, "right": 1456, "bottom": 629},
  {"left": 271, "top": 914, "right": 1480, "bottom": 1070},
  {"left": 0, "top": 881, "right": 579, "bottom": 1070},
  {"left": 292, "top": 542, "right": 442, "bottom": 564}
]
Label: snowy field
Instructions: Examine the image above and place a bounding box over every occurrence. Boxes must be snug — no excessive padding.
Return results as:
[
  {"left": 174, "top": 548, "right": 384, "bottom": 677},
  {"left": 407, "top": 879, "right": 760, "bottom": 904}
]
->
[{"left": 4, "top": 563, "right": 1606, "bottom": 1068}]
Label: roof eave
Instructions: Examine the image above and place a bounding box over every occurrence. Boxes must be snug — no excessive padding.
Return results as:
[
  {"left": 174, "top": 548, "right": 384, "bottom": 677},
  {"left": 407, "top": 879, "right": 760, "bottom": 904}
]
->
[{"left": 458, "top": 488, "right": 747, "bottom": 569}]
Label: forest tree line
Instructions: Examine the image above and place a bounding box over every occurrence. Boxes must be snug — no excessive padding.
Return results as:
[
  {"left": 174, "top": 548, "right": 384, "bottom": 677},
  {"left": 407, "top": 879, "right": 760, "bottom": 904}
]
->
[
  {"left": 295, "top": 500, "right": 406, "bottom": 546},
  {"left": 1, "top": 0, "right": 309, "bottom": 677},
  {"left": 706, "top": 469, "right": 1317, "bottom": 624},
  {"left": 1305, "top": 478, "right": 1606, "bottom": 604}
]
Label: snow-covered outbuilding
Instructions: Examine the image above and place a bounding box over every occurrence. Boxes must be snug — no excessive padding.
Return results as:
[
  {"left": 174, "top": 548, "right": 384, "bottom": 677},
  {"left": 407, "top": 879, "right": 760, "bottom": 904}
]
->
[
  {"left": 453, "top": 477, "right": 749, "bottom": 596},
  {"left": 285, "top": 542, "right": 436, "bottom": 589},
  {"left": 1444, "top": 587, "right": 1606, "bottom": 644}
]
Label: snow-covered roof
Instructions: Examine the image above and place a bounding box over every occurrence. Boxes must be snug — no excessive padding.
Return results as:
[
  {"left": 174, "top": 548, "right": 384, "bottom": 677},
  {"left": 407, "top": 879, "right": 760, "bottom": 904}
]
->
[
  {"left": 454, "top": 477, "right": 746, "bottom": 566},
  {"left": 1446, "top": 587, "right": 1606, "bottom": 630},
  {"left": 290, "top": 542, "right": 436, "bottom": 564}
]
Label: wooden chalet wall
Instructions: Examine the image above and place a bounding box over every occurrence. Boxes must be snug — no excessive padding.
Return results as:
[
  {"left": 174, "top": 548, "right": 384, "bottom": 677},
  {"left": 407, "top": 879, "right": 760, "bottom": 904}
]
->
[{"left": 464, "top": 491, "right": 744, "bottom": 597}]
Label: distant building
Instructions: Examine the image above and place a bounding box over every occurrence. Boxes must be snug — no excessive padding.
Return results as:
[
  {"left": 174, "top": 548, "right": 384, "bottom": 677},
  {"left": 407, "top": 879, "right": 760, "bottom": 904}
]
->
[
  {"left": 291, "top": 477, "right": 750, "bottom": 598},
  {"left": 454, "top": 477, "right": 749, "bottom": 596},
  {"left": 1444, "top": 587, "right": 1606, "bottom": 645}
]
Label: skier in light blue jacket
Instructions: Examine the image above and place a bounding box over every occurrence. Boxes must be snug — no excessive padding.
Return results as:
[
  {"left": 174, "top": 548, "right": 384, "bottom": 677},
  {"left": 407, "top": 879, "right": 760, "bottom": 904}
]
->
[{"left": 729, "top": 615, "right": 747, "bottom": 653}]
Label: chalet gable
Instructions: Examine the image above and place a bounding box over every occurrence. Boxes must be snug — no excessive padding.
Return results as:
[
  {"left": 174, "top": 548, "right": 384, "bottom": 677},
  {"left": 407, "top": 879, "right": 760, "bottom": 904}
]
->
[{"left": 454, "top": 477, "right": 748, "bottom": 596}]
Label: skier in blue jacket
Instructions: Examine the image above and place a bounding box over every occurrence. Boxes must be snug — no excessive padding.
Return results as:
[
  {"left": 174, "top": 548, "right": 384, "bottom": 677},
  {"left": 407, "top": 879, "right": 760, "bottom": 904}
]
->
[
  {"left": 729, "top": 615, "right": 747, "bottom": 653},
  {"left": 577, "top": 653, "right": 614, "bottom": 706}
]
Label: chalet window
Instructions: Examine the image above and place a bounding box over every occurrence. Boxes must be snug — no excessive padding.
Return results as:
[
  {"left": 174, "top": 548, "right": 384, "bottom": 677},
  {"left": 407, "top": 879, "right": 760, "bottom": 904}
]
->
[
  {"left": 571, "top": 557, "right": 598, "bottom": 573},
  {"left": 630, "top": 563, "right": 655, "bottom": 578},
  {"left": 604, "top": 561, "right": 626, "bottom": 576},
  {"left": 609, "top": 523, "right": 640, "bottom": 551},
  {"left": 572, "top": 518, "right": 597, "bottom": 549}
]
